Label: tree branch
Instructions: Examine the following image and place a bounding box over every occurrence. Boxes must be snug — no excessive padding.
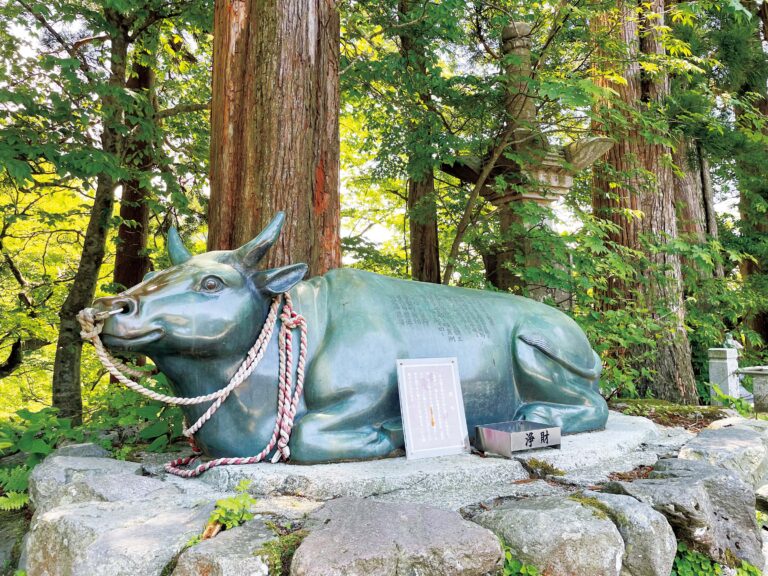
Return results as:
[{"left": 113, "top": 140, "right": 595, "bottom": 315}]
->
[
  {"left": 14, "top": 0, "right": 93, "bottom": 77},
  {"left": 0, "top": 339, "right": 22, "bottom": 379},
  {"left": 72, "top": 34, "right": 109, "bottom": 51},
  {"left": 473, "top": 2, "right": 500, "bottom": 60},
  {"left": 155, "top": 101, "right": 211, "bottom": 119},
  {"left": 442, "top": 126, "right": 515, "bottom": 284}
]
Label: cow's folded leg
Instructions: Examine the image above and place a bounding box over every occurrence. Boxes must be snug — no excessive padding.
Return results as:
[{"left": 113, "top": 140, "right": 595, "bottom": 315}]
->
[
  {"left": 289, "top": 412, "right": 399, "bottom": 463},
  {"left": 513, "top": 393, "right": 608, "bottom": 434}
]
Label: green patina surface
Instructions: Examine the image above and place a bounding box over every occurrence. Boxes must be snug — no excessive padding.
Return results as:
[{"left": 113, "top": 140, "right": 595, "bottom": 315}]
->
[{"left": 93, "top": 213, "right": 609, "bottom": 463}]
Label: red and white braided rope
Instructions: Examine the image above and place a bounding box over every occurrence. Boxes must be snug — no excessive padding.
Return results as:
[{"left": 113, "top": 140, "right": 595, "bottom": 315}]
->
[{"left": 77, "top": 294, "right": 307, "bottom": 478}]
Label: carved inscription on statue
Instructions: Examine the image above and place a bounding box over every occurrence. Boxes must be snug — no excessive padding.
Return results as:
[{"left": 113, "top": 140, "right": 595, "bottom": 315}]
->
[
  {"left": 389, "top": 295, "right": 492, "bottom": 341},
  {"left": 396, "top": 357, "right": 470, "bottom": 459}
]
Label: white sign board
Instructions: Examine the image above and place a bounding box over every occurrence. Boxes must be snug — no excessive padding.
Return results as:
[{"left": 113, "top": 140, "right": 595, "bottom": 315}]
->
[{"left": 396, "top": 357, "right": 470, "bottom": 460}]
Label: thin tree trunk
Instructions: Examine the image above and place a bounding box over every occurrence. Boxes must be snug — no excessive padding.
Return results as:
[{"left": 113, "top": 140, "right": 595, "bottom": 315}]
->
[
  {"left": 698, "top": 145, "right": 720, "bottom": 252},
  {"left": 673, "top": 139, "right": 722, "bottom": 277},
  {"left": 592, "top": 0, "right": 697, "bottom": 403},
  {"left": 208, "top": 0, "right": 340, "bottom": 276},
  {"left": 52, "top": 22, "right": 128, "bottom": 422},
  {"left": 114, "top": 59, "right": 154, "bottom": 291},
  {"left": 398, "top": 0, "right": 441, "bottom": 283},
  {"left": 443, "top": 127, "right": 514, "bottom": 284},
  {"left": 407, "top": 178, "right": 441, "bottom": 283}
]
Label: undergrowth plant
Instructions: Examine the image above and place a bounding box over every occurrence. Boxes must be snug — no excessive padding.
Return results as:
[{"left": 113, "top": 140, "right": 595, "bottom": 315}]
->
[
  {"left": 710, "top": 385, "right": 754, "bottom": 418},
  {"left": 257, "top": 521, "right": 309, "bottom": 576},
  {"left": 184, "top": 479, "right": 258, "bottom": 550},
  {"left": 502, "top": 544, "right": 539, "bottom": 576},
  {"left": 209, "top": 479, "right": 258, "bottom": 530},
  {"left": 671, "top": 542, "right": 762, "bottom": 576},
  {"left": 0, "top": 374, "right": 185, "bottom": 511},
  {"left": 0, "top": 407, "right": 82, "bottom": 510}
]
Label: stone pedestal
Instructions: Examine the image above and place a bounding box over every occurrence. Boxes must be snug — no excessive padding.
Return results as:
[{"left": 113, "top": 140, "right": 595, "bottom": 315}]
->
[
  {"left": 708, "top": 348, "right": 740, "bottom": 404},
  {"left": 740, "top": 367, "right": 768, "bottom": 412}
]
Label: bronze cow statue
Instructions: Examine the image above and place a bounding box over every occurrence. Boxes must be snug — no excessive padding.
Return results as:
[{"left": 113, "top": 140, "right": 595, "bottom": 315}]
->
[{"left": 93, "top": 213, "right": 608, "bottom": 463}]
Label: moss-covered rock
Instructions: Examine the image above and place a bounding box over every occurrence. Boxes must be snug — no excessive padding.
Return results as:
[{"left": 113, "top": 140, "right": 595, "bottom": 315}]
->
[{"left": 0, "top": 509, "right": 28, "bottom": 576}]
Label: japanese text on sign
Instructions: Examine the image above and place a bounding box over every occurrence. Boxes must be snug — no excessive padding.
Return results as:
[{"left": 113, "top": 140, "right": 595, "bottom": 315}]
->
[{"left": 397, "top": 358, "right": 470, "bottom": 459}]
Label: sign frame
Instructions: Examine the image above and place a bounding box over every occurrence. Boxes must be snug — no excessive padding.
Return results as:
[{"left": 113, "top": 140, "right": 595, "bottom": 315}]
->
[{"left": 396, "top": 357, "right": 470, "bottom": 460}]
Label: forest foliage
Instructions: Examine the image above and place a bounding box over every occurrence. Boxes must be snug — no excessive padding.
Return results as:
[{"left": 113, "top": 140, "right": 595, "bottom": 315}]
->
[{"left": 0, "top": 0, "right": 767, "bottom": 474}]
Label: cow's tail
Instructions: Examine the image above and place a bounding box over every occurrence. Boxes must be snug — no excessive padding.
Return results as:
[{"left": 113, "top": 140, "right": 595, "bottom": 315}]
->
[{"left": 517, "top": 333, "right": 601, "bottom": 381}]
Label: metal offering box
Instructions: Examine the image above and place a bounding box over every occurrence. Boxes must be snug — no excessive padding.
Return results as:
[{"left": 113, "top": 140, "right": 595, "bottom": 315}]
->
[{"left": 475, "top": 420, "right": 561, "bottom": 457}]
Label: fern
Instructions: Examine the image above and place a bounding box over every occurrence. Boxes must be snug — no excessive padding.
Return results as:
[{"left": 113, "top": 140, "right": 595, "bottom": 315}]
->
[
  {"left": 0, "top": 466, "right": 30, "bottom": 492},
  {"left": 0, "top": 491, "right": 29, "bottom": 511}
]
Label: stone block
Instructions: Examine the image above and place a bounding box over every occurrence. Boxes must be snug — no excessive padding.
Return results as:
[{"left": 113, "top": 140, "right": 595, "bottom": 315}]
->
[
  {"left": 173, "top": 519, "right": 275, "bottom": 576},
  {"left": 474, "top": 495, "right": 625, "bottom": 576},
  {"left": 585, "top": 491, "right": 676, "bottom": 576},
  {"left": 679, "top": 427, "right": 768, "bottom": 488},
  {"left": 24, "top": 496, "right": 213, "bottom": 576},
  {"left": 605, "top": 458, "right": 763, "bottom": 569},
  {"left": 291, "top": 497, "right": 502, "bottom": 576}
]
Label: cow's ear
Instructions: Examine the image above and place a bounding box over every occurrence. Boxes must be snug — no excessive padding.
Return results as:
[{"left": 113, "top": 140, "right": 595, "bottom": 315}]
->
[
  {"left": 253, "top": 263, "right": 308, "bottom": 295},
  {"left": 235, "top": 212, "right": 286, "bottom": 269}
]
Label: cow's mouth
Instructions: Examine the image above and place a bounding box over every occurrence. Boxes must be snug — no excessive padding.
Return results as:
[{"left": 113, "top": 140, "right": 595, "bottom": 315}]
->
[{"left": 102, "top": 328, "right": 165, "bottom": 349}]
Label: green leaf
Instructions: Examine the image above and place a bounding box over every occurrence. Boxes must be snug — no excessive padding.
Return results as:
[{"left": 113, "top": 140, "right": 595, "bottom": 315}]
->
[
  {"left": 145, "top": 435, "right": 169, "bottom": 452},
  {"left": 17, "top": 436, "right": 52, "bottom": 455},
  {"left": 0, "top": 492, "right": 29, "bottom": 511},
  {"left": 138, "top": 420, "right": 169, "bottom": 440}
]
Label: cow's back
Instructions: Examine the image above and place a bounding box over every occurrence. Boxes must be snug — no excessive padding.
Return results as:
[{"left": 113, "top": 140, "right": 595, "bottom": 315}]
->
[{"left": 299, "top": 268, "right": 571, "bottom": 428}]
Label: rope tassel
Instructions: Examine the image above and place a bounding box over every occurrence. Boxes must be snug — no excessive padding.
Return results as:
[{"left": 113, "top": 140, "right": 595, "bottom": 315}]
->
[{"left": 77, "top": 294, "right": 308, "bottom": 478}]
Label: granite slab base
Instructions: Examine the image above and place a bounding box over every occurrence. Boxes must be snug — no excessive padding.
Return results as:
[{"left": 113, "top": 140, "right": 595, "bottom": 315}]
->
[{"left": 147, "top": 412, "right": 668, "bottom": 510}]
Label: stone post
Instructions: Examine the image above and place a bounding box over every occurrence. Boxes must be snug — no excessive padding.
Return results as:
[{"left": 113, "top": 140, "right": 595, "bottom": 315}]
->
[
  {"left": 708, "top": 348, "right": 740, "bottom": 404},
  {"left": 493, "top": 22, "right": 537, "bottom": 295},
  {"left": 740, "top": 367, "right": 768, "bottom": 412},
  {"left": 501, "top": 22, "right": 537, "bottom": 149}
]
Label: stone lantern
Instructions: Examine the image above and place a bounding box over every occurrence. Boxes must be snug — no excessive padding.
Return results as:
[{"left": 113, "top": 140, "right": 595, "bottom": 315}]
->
[{"left": 442, "top": 22, "right": 613, "bottom": 295}]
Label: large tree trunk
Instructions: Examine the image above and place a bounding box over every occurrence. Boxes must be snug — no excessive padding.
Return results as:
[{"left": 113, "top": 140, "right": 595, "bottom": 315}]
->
[
  {"left": 672, "top": 138, "right": 722, "bottom": 278},
  {"left": 208, "top": 0, "right": 341, "bottom": 276},
  {"left": 591, "top": 0, "right": 697, "bottom": 403},
  {"left": 737, "top": 103, "right": 768, "bottom": 341},
  {"left": 114, "top": 58, "right": 154, "bottom": 291},
  {"left": 52, "top": 23, "right": 128, "bottom": 422},
  {"left": 735, "top": 6, "right": 768, "bottom": 343}
]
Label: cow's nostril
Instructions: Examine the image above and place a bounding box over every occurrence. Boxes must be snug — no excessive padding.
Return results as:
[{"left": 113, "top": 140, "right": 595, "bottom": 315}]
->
[{"left": 112, "top": 298, "right": 136, "bottom": 315}]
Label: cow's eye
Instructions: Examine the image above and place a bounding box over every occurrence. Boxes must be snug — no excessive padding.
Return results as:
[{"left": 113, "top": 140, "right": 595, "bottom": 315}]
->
[{"left": 200, "top": 276, "right": 224, "bottom": 293}]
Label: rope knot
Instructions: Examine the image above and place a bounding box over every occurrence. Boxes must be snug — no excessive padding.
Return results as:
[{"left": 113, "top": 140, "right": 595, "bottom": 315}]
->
[
  {"left": 280, "top": 310, "right": 305, "bottom": 330},
  {"left": 77, "top": 308, "right": 103, "bottom": 340}
]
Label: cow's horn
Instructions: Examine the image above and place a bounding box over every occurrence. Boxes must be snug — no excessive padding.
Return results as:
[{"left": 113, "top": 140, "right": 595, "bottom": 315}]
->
[
  {"left": 235, "top": 212, "right": 286, "bottom": 267},
  {"left": 168, "top": 227, "right": 192, "bottom": 265}
]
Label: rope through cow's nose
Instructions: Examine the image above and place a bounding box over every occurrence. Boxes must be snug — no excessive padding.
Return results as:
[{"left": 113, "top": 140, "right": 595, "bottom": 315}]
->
[{"left": 76, "top": 293, "right": 308, "bottom": 477}]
